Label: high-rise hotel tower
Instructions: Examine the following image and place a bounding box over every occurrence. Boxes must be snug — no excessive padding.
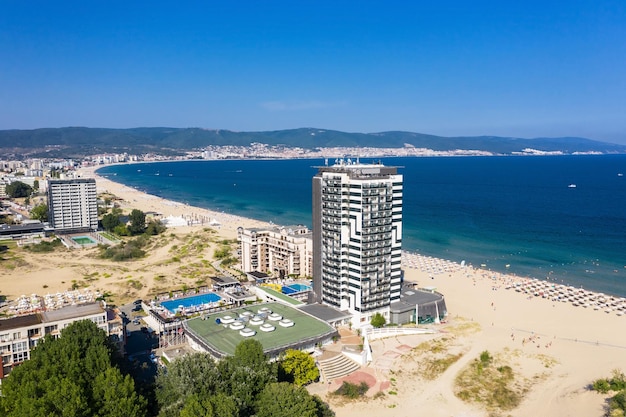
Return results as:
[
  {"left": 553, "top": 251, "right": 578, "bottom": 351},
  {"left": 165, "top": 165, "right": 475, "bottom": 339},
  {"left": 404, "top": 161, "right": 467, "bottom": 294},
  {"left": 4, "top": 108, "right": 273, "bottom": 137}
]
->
[
  {"left": 47, "top": 178, "right": 98, "bottom": 233},
  {"left": 312, "top": 160, "right": 402, "bottom": 326}
]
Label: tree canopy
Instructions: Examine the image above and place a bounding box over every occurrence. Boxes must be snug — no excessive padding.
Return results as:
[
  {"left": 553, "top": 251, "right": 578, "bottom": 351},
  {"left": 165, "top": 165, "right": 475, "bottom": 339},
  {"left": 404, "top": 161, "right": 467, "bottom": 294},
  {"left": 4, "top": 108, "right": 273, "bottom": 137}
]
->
[
  {"left": 128, "top": 209, "right": 146, "bottom": 235},
  {"left": 280, "top": 349, "right": 320, "bottom": 386},
  {"left": 256, "top": 382, "right": 319, "bottom": 417},
  {"left": 29, "top": 203, "right": 48, "bottom": 221},
  {"left": 101, "top": 212, "right": 122, "bottom": 232},
  {"left": 0, "top": 320, "right": 147, "bottom": 417},
  {"left": 155, "top": 341, "right": 333, "bottom": 417},
  {"left": 5, "top": 181, "right": 32, "bottom": 198},
  {"left": 371, "top": 312, "right": 386, "bottom": 328}
]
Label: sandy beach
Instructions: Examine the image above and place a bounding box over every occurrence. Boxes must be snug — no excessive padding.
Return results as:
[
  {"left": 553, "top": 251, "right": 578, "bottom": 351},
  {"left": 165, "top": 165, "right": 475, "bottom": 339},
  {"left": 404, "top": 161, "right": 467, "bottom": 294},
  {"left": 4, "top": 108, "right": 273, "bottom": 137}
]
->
[{"left": 2, "top": 165, "right": 625, "bottom": 416}]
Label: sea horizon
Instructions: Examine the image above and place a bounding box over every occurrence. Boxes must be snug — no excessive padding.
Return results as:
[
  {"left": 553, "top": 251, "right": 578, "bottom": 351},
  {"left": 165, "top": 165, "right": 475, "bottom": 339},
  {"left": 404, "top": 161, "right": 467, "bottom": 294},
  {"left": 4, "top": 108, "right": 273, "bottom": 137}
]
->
[{"left": 96, "top": 154, "right": 626, "bottom": 298}]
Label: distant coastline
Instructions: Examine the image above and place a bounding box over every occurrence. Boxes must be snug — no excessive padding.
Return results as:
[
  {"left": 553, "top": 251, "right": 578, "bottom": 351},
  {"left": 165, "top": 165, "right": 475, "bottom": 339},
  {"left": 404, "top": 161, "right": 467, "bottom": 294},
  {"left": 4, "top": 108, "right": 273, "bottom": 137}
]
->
[{"left": 4, "top": 126, "right": 626, "bottom": 159}]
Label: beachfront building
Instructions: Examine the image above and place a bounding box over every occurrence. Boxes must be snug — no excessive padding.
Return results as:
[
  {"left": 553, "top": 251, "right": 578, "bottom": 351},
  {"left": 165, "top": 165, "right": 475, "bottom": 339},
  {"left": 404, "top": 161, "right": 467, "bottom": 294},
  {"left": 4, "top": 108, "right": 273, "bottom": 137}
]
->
[
  {"left": 47, "top": 178, "right": 98, "bottom": 233},
  {"left": 0, "top": 302, "right": 120, "bottom": 383},
  {"left": 238, "top": 225, "right": 313, "bottom": 279},
  {"left": 312, "top": 160, "right": 403, "bottom": 327}
]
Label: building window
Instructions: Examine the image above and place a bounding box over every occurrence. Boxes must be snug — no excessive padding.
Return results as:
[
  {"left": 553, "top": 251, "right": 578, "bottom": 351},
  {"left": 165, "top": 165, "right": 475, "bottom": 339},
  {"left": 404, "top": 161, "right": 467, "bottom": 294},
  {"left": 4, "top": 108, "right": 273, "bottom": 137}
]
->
[
  {"left": 44, "top": 325, "right": 58, "bottom": 334},
  {"left": 12, "top": 341, "right": 27, "bottom": 353},
  {"left": 13, "top": 351, "right": 28, "bottom": 363}
]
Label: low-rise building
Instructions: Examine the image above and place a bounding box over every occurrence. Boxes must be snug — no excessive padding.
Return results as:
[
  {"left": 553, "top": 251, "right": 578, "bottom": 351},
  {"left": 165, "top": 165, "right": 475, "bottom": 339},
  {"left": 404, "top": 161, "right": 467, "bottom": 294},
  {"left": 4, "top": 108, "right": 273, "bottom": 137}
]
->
[
  {"left": 238, "top": 225, "right": 312, "bottom": 279},
  {"left": 0, "top": 302, "right": 121, "bottom": 383}
]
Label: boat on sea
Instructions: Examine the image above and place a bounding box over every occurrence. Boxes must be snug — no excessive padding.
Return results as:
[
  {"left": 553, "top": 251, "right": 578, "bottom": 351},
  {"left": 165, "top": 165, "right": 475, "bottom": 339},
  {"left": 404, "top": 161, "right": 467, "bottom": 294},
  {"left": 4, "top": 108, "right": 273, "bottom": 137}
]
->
[{"left": 568, "top": 184, "right": 577, "bottom": 188}]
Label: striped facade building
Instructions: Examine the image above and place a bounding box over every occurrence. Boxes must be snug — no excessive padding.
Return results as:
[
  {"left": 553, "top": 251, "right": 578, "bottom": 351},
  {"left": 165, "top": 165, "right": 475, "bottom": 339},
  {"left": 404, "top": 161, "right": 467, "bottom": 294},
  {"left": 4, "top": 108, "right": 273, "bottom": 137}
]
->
[{"left": 312, "top": 161, "right": 403, "bottom": 326}]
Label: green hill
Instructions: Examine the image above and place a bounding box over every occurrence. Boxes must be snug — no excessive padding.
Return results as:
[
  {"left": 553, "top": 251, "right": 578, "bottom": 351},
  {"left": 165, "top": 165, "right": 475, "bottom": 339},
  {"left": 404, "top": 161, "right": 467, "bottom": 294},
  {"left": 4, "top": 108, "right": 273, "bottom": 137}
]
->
[{"left": 1, "top": 127, "right": 624, "bottom": 159}]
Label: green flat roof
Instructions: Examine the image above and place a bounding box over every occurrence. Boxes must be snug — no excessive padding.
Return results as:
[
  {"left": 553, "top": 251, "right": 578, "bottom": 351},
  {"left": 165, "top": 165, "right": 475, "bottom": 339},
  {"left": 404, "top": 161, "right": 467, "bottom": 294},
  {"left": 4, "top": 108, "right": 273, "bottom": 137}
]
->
[{"left": 185, "top": 302, "right": 336, "bottom": 357}]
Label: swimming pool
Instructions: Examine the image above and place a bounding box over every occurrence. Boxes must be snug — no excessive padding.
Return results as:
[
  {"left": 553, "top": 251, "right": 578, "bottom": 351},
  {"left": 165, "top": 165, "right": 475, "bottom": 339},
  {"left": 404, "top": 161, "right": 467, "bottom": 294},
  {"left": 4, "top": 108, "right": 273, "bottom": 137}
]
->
[
  {"left": 282, "top": 283, "right": 312, "bottom": 295},
  {"left": 161, "top": 293, "right": 222, "bottom": 314},
  {"left": 72, "top": 236, "right": 97, "bottom": 245}
]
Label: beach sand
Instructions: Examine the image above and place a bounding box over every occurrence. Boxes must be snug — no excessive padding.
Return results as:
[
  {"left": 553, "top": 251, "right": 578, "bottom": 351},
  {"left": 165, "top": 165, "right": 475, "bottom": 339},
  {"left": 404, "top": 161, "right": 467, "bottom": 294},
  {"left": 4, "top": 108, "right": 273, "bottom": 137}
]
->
[
  {"left": 320, "top": 257, "right": 626, "bottom": 417},
  {"left": 1, "top": 165, "right": 624, "bottom": 416}
]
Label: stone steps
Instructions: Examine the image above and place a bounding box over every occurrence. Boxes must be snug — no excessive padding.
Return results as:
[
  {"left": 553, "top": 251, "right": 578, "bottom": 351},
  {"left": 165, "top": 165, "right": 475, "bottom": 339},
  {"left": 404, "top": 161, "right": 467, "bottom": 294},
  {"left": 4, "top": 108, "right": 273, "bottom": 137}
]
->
[{"left": 318, "top": 353, "right": 361, "bottom": 381}]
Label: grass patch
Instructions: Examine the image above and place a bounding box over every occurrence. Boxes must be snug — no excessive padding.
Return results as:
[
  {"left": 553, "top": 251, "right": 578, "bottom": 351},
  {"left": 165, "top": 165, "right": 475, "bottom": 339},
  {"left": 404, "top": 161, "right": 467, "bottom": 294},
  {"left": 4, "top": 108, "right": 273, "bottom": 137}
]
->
[
  {"left": 23, "top": 238, "right": 63, "bottom": 253},
  {"left": 410, "top": 338, "right": 464, "bottom": 380},
  {"left": 127, "top": 279, "right": 144, "bottom": 290},
  {"left": 445, "top": 318, "right": 482, "bottom": 336},
  {"left": 98, "top": 236, "right": 148, "bottom": 261},
  {"left": 454, "top": 350, "right": 525, "bottom": 412}
]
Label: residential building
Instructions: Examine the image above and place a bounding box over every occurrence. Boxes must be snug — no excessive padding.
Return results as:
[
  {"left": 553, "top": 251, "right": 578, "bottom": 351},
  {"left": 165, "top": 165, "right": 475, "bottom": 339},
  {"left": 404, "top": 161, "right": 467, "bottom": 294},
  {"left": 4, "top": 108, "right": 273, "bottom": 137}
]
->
[
  {"left": 238, "top": 225, "right": 313, "bottom": 279},
  {"left": 0, "top": 302, "right": 115, "bottom": 383},
  {"left": 312, "top": 160, "right": 403, "bottom": 326},
  {"left": 47, "top": 178, "right": 98, "bottom": 232}
]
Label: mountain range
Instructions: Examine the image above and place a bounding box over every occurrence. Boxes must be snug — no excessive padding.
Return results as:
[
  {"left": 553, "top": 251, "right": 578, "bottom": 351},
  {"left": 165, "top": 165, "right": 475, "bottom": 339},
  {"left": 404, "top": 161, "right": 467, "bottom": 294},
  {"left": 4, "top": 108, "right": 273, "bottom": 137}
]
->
[{"left": 1, "top": 127, "right": 625, "bottom": 159}]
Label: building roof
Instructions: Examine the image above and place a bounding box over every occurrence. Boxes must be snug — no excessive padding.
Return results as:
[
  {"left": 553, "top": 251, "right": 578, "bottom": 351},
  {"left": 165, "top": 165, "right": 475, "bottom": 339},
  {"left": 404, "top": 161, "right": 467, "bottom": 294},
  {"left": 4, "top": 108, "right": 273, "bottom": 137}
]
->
[
  {"left": 41, "top": 302, "right": 105, "bottom": 322},
  {"left": 0, "top": 222, "right": 45, "bottom": 235},
  {"left": 48, "top": 178, "right": 96, "bottom": 185},
  {"left": 389, "top": 288, "right": 444, "bottom": 313},
  {"left": 212, "top": 275, "right": 240, "bottom": 286},
  {"left": 0, "top": 314, "right": 42, "bottom": 332},
  {"left": 298, "top": 303, "right": 352, "bottom": 323},
  {"left": 247, "top": 271, "right": 269, "bottom": 279}
]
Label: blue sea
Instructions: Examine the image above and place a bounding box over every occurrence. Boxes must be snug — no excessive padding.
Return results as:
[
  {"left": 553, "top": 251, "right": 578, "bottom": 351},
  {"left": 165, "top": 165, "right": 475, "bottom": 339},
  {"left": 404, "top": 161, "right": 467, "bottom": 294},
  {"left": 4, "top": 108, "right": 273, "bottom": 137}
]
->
[{"left": 97, "top": 155, "right": 626, "bottom": 297}]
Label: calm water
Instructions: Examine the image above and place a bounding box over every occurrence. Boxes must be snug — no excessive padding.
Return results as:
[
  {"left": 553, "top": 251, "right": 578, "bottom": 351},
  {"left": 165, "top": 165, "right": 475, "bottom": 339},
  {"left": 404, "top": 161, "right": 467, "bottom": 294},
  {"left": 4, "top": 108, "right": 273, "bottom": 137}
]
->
[{"left": 97, "top": 155, "right": 626, "bottom": 297}]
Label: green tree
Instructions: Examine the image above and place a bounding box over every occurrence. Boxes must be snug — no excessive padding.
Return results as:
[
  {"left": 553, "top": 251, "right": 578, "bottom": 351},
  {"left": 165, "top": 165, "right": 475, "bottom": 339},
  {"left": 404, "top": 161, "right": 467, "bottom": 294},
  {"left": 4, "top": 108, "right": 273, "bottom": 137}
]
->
[
  {"left": 179, "top": 393, "right": 238, "bottom": 417},
  {"left": 0, "top": 320, "right": 146, "bottom": 417},
  {"left": 256, "top": 382, "right": 318, "bottom": 417},
  {"left": 233, "top": 338, "right": 267, "bottom": 369},
  {"left": 219, "top": 339, "right": 277, "bottom": 416},
  {"left": 102, "top": 212, "right": 121, "bottom": 232},
  {"left": 371, "top": 312, "right": 386, "bottom": 328},
  {"left": 145, "top": 219, "right": 166, "bottom": 235},
  {"left": 128, "top": 209, "right": 146, "bottom": 235},
  {"left": 33, "top": 179, "right": 39, "bottom": 191},
  {"left": 280, "top": 349, "right": 320, "bottom": 386},
  {"left": 6, "top": 181, "right": 32, "bottom": 198},
  {"left": 29, "top": 203, "right": 48, "bottom": 221},
  {"left": 155, "top": 353, "right": 222, "bottom": 417}
]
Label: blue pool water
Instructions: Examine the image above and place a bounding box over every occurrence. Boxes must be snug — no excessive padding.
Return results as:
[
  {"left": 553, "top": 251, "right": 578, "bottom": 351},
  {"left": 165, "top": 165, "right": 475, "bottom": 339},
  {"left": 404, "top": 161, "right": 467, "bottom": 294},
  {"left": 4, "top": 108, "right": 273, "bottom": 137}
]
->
[
  {"left": 161, "top": 293, "right": 222, "bottom": 313},
  {"left": 282, "top": 283, "right": 312, "bottom": 294}
]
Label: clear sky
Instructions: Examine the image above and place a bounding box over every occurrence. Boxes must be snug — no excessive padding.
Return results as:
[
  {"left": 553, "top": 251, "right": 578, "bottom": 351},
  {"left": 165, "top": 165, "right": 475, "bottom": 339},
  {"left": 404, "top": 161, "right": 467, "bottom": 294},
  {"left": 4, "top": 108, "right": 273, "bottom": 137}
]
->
[{"left": 1, "top": 1, "right": 625, "bottom": 143}]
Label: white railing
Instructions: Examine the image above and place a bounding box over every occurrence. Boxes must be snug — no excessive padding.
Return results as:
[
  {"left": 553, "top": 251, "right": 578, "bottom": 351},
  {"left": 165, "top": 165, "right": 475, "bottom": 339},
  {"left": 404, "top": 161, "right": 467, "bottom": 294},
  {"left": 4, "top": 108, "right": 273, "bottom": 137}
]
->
[{"left": 365, "top": 326, "right": 436, "bottom": 341}]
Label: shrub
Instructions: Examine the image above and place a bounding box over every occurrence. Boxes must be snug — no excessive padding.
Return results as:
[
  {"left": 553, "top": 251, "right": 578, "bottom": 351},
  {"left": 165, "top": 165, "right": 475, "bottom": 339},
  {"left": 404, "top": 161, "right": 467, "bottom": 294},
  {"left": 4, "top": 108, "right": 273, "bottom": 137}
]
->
[
  {"left": 334, "top": 381, "right": 369, "bottom": 398},
  {"left": 23, "top": 239, "right": 63, "bottom": 253},
  {"left": 98, "top": 236, "right": 148, "bottom": 261}
]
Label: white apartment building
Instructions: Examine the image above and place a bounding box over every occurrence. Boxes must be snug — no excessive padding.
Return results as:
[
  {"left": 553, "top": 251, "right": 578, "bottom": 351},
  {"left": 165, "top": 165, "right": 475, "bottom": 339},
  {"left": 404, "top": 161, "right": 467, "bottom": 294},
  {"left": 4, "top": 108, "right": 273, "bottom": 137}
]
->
[
  {"left": 312, "top": 160, "right": 403, "bottom": 326},
  {"left": 0, "top": 302, "right": 120, "bottom": 383},
  {"left": 238, "top": 225, "right": 313, "bottom": 279},
  {"left": 47, "top": 178, "right": 98, "bottom": 232}
]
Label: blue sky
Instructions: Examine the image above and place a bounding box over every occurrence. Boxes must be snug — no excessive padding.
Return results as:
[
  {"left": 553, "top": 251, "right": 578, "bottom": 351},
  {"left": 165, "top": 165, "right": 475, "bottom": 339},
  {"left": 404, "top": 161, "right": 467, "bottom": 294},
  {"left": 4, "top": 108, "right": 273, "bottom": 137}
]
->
[{"left": 1, "top": 1, "right": 625, "bottom": 143}]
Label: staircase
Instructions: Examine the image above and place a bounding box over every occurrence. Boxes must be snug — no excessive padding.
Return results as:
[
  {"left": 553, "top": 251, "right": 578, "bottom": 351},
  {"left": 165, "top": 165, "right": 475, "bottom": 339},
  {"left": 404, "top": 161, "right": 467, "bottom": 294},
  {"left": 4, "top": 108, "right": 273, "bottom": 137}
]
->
[{"left": 317, "top": 353, "right": 361, "bottom": 381}]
